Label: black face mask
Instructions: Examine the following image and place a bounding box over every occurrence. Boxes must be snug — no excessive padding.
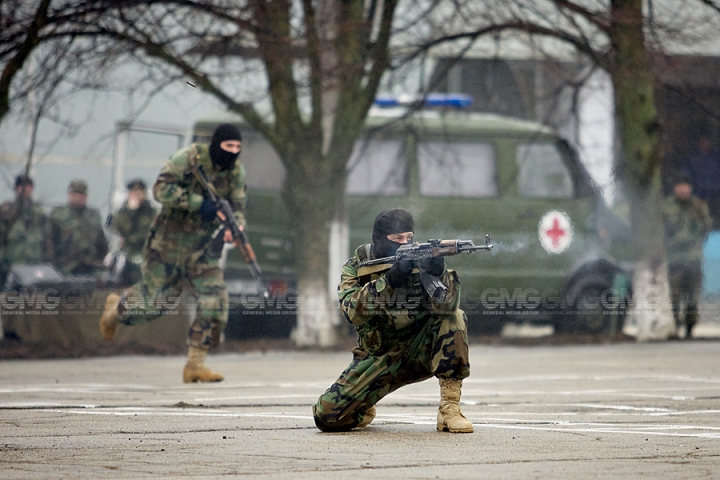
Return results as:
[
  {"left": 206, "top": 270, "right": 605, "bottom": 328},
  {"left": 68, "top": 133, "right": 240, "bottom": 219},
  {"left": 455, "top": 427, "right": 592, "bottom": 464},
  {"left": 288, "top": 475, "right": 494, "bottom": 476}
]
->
[
  {"left": 373, "top": 236, "right": 404, "bottom": 258},
  {"left": 371, "top": 209, "right": 414, "bottom": 258},
  {"left": 209, "top": 143, "right": 239, "bottom": 170}
]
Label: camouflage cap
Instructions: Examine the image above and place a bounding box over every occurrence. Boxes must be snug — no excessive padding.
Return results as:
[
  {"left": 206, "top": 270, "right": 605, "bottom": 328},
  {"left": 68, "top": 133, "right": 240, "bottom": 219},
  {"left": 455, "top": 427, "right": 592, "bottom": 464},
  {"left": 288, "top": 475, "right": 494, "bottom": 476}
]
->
[
  {"left": 68, "top": 179, "right": 88, "bottom": 194},
  {"left": 126, "top": 178, "right": 147, "bottom": 191}
]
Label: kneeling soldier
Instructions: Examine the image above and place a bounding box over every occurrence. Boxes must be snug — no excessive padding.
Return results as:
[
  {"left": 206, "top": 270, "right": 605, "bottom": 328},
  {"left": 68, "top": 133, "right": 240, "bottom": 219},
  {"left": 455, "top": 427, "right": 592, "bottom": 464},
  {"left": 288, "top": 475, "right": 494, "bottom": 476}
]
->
[{"left": 313, "top": 209, "right": 473, "bottom": 433}]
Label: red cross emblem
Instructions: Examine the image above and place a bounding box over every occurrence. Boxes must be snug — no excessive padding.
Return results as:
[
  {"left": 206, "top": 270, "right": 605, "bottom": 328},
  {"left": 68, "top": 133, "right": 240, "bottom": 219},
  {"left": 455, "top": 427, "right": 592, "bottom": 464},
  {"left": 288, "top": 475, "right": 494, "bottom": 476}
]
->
[{"left": 538, "top": 211, "right": 572, "bottom": 253}]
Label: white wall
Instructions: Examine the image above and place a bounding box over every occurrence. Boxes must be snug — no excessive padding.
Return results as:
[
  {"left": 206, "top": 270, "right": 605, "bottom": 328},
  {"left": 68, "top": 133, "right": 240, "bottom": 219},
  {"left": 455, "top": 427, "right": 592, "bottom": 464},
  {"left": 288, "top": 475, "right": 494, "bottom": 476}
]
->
[{"left": 576, "top": 69, "right": 616, "bottom": 204}]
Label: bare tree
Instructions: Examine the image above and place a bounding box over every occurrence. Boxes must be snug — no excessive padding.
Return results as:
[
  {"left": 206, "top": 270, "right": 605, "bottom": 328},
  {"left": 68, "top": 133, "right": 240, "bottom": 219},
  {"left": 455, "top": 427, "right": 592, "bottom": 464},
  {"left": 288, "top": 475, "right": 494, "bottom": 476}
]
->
[
  {"left": 2, "top": 1, "right": 445, "bottom": 346},
  {"left": 407, "top": 0, "right": 720, "bottom": 340},
  {"left": 6, "top": 0, "right": 716, "bottom": 344}
]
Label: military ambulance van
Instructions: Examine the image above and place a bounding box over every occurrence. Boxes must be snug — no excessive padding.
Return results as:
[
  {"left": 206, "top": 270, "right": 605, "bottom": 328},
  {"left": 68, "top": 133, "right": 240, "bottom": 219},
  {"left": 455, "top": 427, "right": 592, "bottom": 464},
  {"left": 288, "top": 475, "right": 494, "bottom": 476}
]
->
[{"left": 193, "top": 98, "right": 631, "bottom": 337}]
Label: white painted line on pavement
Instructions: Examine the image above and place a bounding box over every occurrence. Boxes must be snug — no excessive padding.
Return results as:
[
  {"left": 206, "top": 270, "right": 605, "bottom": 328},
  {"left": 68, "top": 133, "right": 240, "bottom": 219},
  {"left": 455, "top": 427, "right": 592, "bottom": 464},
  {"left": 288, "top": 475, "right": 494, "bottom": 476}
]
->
[
  {"left": 571, "top": 404, "right": 672, "bottom": 412},
  {"left": 31, "top": 407, "right": 720, "bottom": 439},
  {"left": 471, "top": 423, "right": 720, "bottom": 439},
  {"left": 191, "top": 394, "right": 315, "bottom": 402}
]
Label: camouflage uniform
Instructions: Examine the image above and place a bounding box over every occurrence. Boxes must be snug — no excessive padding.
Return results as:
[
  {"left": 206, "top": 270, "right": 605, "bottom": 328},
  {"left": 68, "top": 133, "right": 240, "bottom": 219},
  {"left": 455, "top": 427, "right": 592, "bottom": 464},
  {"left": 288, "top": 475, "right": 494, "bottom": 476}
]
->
[
  {"left": 108, "top": 200, "right": 157, "bottom": 285},
  {"left": 0, "top": 198, "right": 48, "bottom": 283},
  {"left": 47, "top": 204, "right": 108, "bottom": 276},
  {"left": 110, "top": 200, "right": 157, "bottom": 257},
  {"left": 663, "top": 194, "right": 713, "bottom": 332},
  {"left": 313, "top": 243, "right": 470, "bottom": 432},
  {"left": 118, "top": 143, "right": 246, "bottom": 350}
]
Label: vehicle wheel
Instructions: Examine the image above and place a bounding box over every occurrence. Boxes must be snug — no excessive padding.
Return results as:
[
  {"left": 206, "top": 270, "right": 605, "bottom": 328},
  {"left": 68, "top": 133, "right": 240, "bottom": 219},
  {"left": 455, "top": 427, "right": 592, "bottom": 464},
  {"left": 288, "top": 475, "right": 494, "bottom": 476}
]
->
[
  {"left": 559, "top": 274, "right": 617, "bottom": 335},
  {"left": 573, "top": 282, "right": 611, "bottom": 334}
]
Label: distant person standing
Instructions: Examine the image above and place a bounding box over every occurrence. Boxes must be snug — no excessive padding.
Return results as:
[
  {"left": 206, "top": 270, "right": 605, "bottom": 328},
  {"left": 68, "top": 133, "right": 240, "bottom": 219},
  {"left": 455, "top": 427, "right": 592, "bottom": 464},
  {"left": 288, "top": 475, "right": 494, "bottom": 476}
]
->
[
  {"left": 107, "top": 179, "right": 157, "bottom": 285},
  {"left": 663, "top": 173, "right": 713, "bottom": 339},
  {"left": 682, "top": 135, "right": 720, "bottom": 227},
  {"left": 0, "top": 175, "right": 48, "bottom": 284},
  {"left": 47, "top": 179, "right": 108, "bottom": 276}
]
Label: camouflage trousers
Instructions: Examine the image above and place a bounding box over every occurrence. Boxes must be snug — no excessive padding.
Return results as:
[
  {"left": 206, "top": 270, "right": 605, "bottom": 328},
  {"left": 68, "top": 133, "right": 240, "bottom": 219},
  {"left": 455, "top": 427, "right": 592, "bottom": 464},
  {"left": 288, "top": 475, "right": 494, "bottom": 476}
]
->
[
  {"left": 313, "top": 310, "right": 470, "bottom": 432},
  {"left": 118, "top": 244, "right": 228, "bottom": 350},
  {"left": 668, "top": 260, "right": 703, "bottom": 329}
]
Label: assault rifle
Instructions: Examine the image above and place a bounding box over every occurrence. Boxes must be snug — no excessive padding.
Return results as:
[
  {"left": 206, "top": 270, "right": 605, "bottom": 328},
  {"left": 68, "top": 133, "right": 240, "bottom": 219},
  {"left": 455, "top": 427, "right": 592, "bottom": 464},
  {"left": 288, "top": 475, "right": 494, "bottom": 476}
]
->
[
  {"left": 191, "top": 166, "right": 269, "bottom": 298},
  {"left": 358, "top": 236, "right": 493, "bottom": 302}
]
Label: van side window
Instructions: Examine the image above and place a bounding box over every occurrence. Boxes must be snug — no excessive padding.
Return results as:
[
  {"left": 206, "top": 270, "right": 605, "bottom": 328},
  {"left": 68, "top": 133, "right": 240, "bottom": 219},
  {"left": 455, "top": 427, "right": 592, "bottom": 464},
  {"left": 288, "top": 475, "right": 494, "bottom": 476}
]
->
[
  {"left": 418, "top": 142, "right": 497, "bottom": 197},
  {"left": 517, "top": 143, "right": 573, "bottom": 198},
  {"left": 242, "top": 132, "right": 286, "bottom": 191},
  {"left": 346, "top": 139, "right": 407, "bottom": 195}
]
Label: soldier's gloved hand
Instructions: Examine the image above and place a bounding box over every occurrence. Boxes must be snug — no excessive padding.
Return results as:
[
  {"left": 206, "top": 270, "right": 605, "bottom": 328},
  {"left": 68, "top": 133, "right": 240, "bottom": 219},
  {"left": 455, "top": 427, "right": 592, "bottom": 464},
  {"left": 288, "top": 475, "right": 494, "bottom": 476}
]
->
[
  {"left": 419, "top": 256, "right": 445, "bottom": 276},
  {"left": 385, "top": 259, "right": 414, "bottom": 289},
  {"left": 199, "top": 199, "right": 218, "bottom": 222}
]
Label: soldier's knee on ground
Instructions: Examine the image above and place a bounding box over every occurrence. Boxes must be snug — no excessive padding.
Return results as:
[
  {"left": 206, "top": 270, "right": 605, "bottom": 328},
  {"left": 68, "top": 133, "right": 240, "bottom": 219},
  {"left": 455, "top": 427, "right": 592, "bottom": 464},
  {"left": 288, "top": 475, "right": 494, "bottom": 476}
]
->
[{"left": 312, "top": 403, "right": 355, "bottom": 433}]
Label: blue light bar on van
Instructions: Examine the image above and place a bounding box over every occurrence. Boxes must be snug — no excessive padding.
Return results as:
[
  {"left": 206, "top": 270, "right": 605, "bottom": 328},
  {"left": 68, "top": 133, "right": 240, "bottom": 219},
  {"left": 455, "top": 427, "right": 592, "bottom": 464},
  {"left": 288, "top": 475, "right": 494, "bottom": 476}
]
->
[{"left": 374, "top": 93, "right": 474, "bottom": 108}]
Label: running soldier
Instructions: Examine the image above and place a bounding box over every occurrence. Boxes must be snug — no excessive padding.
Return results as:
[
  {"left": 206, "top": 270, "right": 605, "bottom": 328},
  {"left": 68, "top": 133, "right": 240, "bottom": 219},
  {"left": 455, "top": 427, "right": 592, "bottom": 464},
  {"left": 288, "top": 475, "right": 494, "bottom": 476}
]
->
[
  {"left": 107, "top": 179, "right": 157, "bottom": 285},
  {"left": 47, "top": 179, "right": 108, "bottom": 276},
  {"left": 0, "top": 175, "right": 48, "bottom": 284},
  {"left": 313, "top": 209, "right": 473, "bottom": 433},
  {"left": 100, "top": 124, "right": 246, "bottom": 383}
]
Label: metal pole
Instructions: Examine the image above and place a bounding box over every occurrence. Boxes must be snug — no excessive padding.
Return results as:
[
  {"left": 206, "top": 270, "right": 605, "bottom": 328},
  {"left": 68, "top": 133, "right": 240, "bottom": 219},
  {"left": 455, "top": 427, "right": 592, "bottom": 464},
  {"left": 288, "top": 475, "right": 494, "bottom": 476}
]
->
[{"left": 111, "top": 122, "right": 131, "bottom": 212}]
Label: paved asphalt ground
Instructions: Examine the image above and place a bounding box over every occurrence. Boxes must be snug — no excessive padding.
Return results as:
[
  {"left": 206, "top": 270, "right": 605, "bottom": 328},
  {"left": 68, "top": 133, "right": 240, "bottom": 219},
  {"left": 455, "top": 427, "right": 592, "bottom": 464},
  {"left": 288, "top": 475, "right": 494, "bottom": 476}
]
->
[{"left": 1, "top": 339, "right": 720, "bottom": 479}]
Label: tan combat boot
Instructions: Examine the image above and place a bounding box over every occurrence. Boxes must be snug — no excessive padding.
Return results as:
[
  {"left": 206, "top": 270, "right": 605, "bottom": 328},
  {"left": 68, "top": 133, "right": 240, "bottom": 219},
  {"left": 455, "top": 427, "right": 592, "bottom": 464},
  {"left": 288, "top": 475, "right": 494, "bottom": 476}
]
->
[
  {"left": 357, "top": 405, "right": 377, "bottom": 428},
  {"left": 99, "top": 293, "right": 121, "bottom": 341},
  {"left": 183, "top": 346, "right": 224, "bottom": 383},
  {"left": 437, "top": 378, "right": 474, "bottom": 433}
]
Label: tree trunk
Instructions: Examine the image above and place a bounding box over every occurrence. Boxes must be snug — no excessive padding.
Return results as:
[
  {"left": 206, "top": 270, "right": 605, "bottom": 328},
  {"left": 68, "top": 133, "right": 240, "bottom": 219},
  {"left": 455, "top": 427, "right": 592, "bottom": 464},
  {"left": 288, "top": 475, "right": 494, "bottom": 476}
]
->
[
  {"left": 285, "top": 148, "right": 347, "bottom": 347},
  {"left": 610, "top": 0, "right": 675, "bottom": 340}
]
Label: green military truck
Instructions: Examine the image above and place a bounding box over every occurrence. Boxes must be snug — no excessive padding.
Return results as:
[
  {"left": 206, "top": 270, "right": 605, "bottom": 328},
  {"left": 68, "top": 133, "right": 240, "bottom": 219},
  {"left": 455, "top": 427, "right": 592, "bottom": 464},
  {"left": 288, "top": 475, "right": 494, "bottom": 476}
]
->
[{"left": 193, "top": 103, "right": 631, "bottom": 337}]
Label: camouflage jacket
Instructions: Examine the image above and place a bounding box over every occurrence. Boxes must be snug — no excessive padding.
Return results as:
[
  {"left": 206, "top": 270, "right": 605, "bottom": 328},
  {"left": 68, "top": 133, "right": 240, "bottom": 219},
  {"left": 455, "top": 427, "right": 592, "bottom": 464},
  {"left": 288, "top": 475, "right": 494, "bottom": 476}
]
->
[
  {"left": 47, "top": 205, "right": 108, "bottom": 275},
  {"left": 663, "top": 195, "right": 713, "bottom": 264},
  {"left": 0, "top": 198, "right": 47, "bottom": 266},
  {"left": 109, "top": 200, "right": 157, "bottom": 257},
  {"left": 148, "top": 143, "right": 246, "bottom": 252},
  {"left": 338, "top": 243, "right": 461, "bottom": 355}
]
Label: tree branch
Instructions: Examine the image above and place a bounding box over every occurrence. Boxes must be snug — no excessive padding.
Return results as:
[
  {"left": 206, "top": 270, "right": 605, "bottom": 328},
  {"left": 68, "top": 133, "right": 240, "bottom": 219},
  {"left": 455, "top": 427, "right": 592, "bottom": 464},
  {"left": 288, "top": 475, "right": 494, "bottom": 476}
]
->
[{"left": 0, "top": 0, "right": 52, "bottom": 122}]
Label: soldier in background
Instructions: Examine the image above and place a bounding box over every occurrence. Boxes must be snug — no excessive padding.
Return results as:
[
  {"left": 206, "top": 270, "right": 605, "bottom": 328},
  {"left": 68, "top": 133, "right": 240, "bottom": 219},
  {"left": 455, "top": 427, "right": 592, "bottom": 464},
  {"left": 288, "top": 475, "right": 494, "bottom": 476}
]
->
[
  {"left": 0, "top": 175, "right": 48, "bottom": 285},
  {"left": 663, "top": 173, "right": 713, "bottom": 339},
  {"left": 100, "top": 124, "right": 246, "bottom": 383},
  {"left": 107, "top": 179, "right": 157, "bottom": 286},
  {"left": 47, "top": 179, "right": 108, "bottom": 276},
  {"left": 681, "top": 135, "right": 720, "bottom": 227},
  {"left": 313, "top": 209, "right": 473, "bottom": 433}
]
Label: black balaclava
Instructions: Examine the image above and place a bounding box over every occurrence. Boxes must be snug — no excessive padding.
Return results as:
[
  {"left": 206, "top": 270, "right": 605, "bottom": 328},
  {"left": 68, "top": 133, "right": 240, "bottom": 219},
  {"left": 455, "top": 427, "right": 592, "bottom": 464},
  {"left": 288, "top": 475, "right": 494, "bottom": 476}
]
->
[
  {"left": 209, "top": 123, "right": 242, "bottom": 170},
  {"left": 372, "top": 209, "right": 414, "bottom": 258}
]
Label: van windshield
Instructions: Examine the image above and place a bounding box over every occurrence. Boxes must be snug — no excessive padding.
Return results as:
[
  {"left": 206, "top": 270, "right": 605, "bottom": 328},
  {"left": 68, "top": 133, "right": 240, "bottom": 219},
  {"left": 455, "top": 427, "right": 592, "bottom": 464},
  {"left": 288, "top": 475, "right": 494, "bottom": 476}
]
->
[
  {"left": 418, "top": 141, "right": 497, "bottom": 197},
  {"left": 517, "top": 143, "right": 573, "bottom": 198},
  {"left": 346, "top": 139, "right": 407, "bottom": 195}
]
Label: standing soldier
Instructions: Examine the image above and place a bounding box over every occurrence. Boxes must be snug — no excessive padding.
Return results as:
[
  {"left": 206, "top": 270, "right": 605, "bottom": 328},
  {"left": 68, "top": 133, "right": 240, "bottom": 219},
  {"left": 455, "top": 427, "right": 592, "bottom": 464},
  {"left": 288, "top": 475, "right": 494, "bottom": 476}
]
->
[
  {"left": 313, "top": 209, "right": 474, "bottom": 433},
  {"left": 0, "top": 175, "right": 48, "bottom": 285},
  {"left": 99, "top": 123, "right": 246, "bottom": 383},
  {"left": 663, "top": 173, "right": 713, "bottom": 339},
  {"left": 47, "top": 180, "right": 108, "bottom": 276},
  {"left": 107, "top": 179, "right": 157, "bottom": 285}
]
